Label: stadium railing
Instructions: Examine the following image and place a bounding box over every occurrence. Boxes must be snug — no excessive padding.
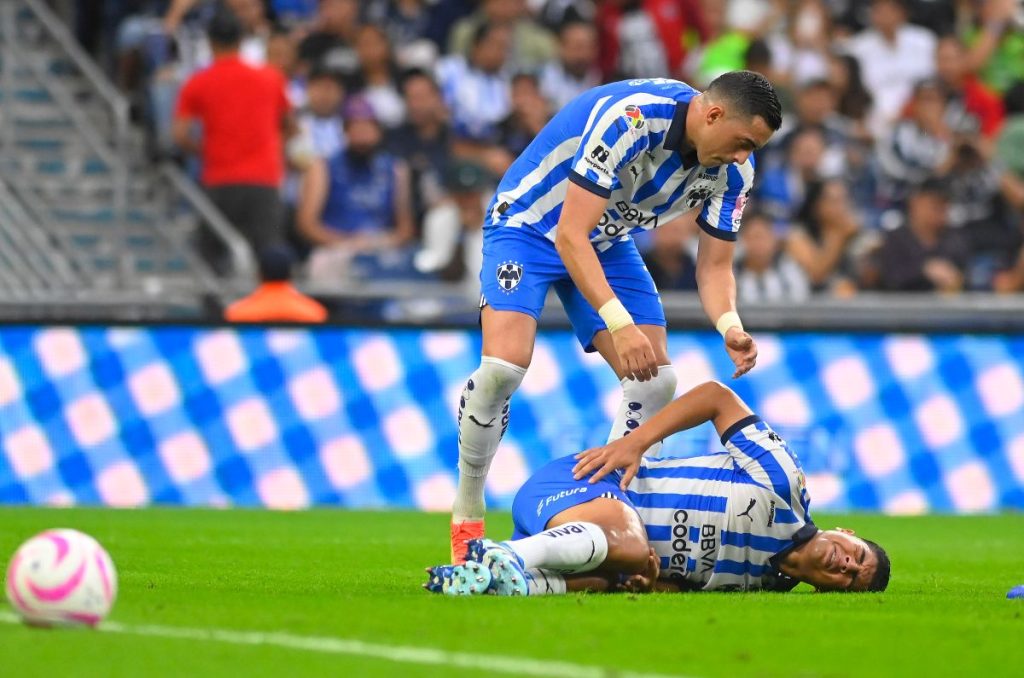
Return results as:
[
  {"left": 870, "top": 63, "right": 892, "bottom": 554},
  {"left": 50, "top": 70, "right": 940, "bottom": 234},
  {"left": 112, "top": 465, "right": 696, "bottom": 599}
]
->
[{"left": 0, "top": 0, "right": 255, "bottom": 316}]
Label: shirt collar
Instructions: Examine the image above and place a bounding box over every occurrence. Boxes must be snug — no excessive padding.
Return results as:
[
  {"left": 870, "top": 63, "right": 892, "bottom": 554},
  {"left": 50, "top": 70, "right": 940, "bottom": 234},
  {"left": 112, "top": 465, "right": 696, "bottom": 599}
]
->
[
  {"left": 767, "top": 521, "right": 819, "bottom": 571},
  {"left": 663, "top": 101, "right": 699, "bottom": 167}
]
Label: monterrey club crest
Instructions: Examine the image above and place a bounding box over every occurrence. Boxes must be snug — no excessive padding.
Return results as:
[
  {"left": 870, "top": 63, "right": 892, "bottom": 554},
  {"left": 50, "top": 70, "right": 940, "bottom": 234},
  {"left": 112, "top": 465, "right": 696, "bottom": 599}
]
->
[
  {"left": 685, "top": 185, "right": 715, "bottom": 209},
  {"left": 496, "top": 261, "right": 523, "bottom": 292},
  {"left": 623, "top": 104, "right": 645, "bottom": 130}
]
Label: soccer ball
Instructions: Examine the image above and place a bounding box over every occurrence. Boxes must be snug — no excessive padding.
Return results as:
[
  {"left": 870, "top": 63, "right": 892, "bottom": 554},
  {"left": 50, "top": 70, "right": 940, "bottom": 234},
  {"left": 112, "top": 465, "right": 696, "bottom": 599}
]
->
[{"left": 5, "top": 529, "right": 118, "bottom": 628}]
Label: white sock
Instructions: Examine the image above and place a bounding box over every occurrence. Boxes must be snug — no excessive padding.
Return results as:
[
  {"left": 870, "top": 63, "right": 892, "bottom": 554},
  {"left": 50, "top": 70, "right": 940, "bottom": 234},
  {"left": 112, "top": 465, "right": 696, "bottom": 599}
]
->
[
  {"left": 607, "top": 365, "right": 677, "bottom": 454},
  {"left": 452, "top": 356, "right": 526, "bottom": 521},
  {"left": 504, "top": 521, "right": 609, "bottom": 574},
  {"left": 525, "top": 569, "right": 567, "bottom": 596}
]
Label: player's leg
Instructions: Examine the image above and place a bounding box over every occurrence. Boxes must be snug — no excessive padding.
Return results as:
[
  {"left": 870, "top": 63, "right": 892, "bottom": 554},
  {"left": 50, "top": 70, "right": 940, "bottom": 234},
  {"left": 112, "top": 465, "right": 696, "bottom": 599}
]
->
[
  {"left": 463, "top": 498, "right": 650, "bottom": 596},
  {"left": 462, "top": 454, "right": 648, "bottom": 595},
  {"left": 556, "top": 239, "right": 677, "bottom": 452},
  {"left": 451, "top": 228, "right": 557, "bottom": 563},
  {"left": 451, "top": 306, "right": 533, "bottom": 561},
  {"left": 509, "top": 497, "right": 649, "bottom": 574},
  {"left": 592, "top": 325, "right": 675, "bottom": 448}
]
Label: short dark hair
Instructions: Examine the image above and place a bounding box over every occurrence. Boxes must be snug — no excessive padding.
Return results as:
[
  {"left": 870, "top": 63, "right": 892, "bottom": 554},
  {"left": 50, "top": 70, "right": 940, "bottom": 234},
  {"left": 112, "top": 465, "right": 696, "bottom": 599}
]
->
[
  {"left": 744, "top": 38, "right": 772, "bottom": 69},
  {"left": 511, "top": 71, "right": 539, "bottom": 88},
  {"left": 864, "top": 539, "right": 891, "bottom": 592},
  {"left": 399, "top": 67, "right": 440, "bottom": 93},
  {"left": 706, "top": 70, "right": 783, "bottom": 131},
  {"left": 308, "top": 64, "right": 346, "bottom": 87},
  {"left": 207, "top": 9, "right": 243, "bottom": 48},
  {"left": 914, "top": 176, "right": 951, "bottom": 199}
]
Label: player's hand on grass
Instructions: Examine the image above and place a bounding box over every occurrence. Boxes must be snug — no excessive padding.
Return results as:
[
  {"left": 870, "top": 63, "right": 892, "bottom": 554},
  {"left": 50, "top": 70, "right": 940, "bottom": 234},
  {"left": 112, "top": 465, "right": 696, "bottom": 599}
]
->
[
  {"left": 612, "top": 324, "right": 658, "bottom": 382},
  {"left": 572, "top": 436, "right": 645, "bottom": 489},
  {"left": 616, "top": 548, "right": 660, "bottom": 594},
  {"left": 724, "top": 327, "right": 757, "bottom": 378}
]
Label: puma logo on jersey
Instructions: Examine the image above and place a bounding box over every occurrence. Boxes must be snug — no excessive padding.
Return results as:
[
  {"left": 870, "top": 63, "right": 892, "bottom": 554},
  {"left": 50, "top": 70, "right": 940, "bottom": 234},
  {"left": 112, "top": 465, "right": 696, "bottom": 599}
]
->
[
  {"left": 468, "top": 415, "right": 496, "bottom": 428},
  {"left": 737, "top": 498, "right": 756, "bottom": 521}
]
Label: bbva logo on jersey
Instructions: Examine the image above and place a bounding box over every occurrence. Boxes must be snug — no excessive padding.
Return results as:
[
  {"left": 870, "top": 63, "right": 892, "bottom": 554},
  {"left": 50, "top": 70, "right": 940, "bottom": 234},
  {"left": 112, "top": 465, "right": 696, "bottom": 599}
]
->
[{"left": 496, "top": 261, "right": 524, "bottom": 292}]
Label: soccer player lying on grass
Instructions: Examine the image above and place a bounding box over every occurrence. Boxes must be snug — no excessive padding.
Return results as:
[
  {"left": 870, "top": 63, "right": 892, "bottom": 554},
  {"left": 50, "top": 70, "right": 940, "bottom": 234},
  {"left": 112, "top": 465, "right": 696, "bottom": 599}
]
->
[{"left": 426, "top": 381, "right": 890, "bottom": 595}]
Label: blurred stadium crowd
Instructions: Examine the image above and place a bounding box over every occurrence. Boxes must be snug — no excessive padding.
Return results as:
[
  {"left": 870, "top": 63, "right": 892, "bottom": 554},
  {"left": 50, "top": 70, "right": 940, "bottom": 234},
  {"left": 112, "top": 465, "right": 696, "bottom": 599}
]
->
[{"left": 65, "top": 0, "right": 1024, "bottom": 302}]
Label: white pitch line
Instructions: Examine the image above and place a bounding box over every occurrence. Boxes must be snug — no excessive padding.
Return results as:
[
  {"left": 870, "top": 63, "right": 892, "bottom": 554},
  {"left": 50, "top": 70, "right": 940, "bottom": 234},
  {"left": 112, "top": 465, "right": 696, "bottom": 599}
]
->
[{"left": 0, "top": 612, "right": 690, "bottom": 678}]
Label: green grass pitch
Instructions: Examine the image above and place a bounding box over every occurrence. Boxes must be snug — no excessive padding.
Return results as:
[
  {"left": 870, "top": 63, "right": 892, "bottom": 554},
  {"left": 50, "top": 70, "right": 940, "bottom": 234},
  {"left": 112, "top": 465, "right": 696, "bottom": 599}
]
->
[{"left": 1, "top": 508, "right": 1022, "bottom": 677}]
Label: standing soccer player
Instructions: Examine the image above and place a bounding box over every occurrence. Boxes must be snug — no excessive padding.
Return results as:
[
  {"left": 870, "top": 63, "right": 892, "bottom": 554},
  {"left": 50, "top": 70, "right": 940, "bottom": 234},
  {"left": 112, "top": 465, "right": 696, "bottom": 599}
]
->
[{"left": 451, "top": 72, "right": 782, "bottom": 562}]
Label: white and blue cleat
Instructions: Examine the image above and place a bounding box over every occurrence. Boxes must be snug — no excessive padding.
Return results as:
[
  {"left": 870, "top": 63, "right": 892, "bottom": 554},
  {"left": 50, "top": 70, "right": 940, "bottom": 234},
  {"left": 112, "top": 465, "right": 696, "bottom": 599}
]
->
[
  {"left": 465, "top": 538, "right": 529, "bottom": 596},
  {"left": 423, "top": 562, "right": 492, "bottom": 596}
]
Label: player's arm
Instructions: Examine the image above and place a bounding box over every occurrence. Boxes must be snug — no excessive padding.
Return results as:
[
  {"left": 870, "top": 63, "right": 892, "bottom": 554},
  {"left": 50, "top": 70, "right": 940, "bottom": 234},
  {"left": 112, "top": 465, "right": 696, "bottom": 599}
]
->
[
  {"left": 573, "top": 381, "right": 752, "bottom": 488},
  {"left": 696, "top": 167, "right": 757, "bottom": 378},
  {"left": 695, "top": 232, "right": 754, "bottom": 378},
  {"left": 559, "top": 98, "right": 660, "bottom": 381},
  {"left": 554, "top": 183, "right": 658, "bottom": 381}
]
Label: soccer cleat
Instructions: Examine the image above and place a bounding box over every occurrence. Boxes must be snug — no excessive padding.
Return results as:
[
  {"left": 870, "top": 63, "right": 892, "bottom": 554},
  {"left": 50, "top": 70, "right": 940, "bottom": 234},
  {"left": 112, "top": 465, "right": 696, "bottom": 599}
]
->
[
  {"left": 465, "top": 538, "right": 529, "bottom": 596},
  {"left": 450, "top": 519, "right": 485, "bottom": 564},
  {"left": 423, "top": 562, "right": 492, "bottom": 596}
]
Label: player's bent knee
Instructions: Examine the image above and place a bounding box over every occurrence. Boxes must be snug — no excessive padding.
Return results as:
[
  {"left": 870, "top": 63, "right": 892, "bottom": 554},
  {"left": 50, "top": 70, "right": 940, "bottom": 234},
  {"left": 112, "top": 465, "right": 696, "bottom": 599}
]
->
[{"left": 603, "top": 519, "right": 651, "bottom": 573}]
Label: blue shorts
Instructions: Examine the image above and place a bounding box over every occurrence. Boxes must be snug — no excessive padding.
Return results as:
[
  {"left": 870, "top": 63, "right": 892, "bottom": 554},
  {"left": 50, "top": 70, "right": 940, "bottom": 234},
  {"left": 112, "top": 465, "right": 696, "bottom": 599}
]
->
[
  {"left": 480, "top": 227, "right": 666, "bottom": 352},
  {"left": 510, "top": 453, "right": 635, "bottom": 539}
]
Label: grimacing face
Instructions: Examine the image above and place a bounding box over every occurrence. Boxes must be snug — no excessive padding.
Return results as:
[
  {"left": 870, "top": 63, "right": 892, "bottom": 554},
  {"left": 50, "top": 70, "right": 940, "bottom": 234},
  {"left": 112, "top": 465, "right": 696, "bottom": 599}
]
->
[
  {"left": 799, "top": 529, "right": 880, "bottom": 592},
  {"left": 694, "top": 104, "right": 774, "bottom": 168}
]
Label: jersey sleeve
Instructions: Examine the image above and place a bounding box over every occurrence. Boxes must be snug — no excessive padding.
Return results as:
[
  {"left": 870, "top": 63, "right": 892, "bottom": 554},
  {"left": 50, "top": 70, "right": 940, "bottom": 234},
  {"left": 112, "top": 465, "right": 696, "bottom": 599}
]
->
[
  {"left": 569, "top": 97, "right": 656, "bottom": 198},
  {"left": 697, "top": 157, "right": 755, "bottom": 241},
  {"left": 720, "top": 415, "right": 811, "bottom": 522}
]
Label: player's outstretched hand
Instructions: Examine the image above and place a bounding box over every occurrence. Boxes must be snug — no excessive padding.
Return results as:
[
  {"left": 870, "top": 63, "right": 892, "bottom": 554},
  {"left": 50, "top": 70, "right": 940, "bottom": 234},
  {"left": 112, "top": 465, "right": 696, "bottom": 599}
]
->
[
  {"left": 572, "top": 436, "right": 645, "bottom": 489},
  {"left": 724, "top": 327, "right": 757, "bottom": 379},
  {"left": 611, "top": 324, "right": 658, "bottom": 382},
  {"left": 615, "top": 547, "right": 660, "bottom": 594}
]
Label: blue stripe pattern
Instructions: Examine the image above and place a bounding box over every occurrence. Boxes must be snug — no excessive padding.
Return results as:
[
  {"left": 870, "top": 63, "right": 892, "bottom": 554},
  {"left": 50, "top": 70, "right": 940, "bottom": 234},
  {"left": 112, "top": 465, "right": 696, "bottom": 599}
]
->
[
  {"left": 714, "top": 559, "right": 769, "bottom": 577},
  {"left": 487, "top": 79, "right": 708, "bottom": 244},
  {"left": 626, "top": 491, "right": 728, "bottom": 512},
  {"left": 720, "top": 530, "right": 793, "bottom": 553},
  {"left": 730, "top": 428, "right": 793, "bottom": 501}
]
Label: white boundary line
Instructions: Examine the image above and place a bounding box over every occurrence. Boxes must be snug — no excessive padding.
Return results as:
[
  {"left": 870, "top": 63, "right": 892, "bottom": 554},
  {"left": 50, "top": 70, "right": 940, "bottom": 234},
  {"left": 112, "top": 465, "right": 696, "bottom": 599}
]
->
[{"left": 0, "top": 612, "right": 690, "bottom": 678}]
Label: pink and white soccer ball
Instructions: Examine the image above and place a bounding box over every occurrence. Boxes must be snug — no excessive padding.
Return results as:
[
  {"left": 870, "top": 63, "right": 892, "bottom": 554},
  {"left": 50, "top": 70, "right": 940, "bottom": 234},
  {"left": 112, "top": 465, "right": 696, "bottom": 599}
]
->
[{"left": 5, "top": 529, "right": 117, "bottom": 627}]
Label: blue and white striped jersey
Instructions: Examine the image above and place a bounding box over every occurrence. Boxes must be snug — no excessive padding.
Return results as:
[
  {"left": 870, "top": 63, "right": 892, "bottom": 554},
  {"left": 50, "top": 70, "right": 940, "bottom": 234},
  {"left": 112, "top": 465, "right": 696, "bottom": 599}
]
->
[
  {"left": 627, "top": 416, "right": 815, "bottom": 591},
  {"left": 486, "top": 79, "right": 755, "bottom": 251}
]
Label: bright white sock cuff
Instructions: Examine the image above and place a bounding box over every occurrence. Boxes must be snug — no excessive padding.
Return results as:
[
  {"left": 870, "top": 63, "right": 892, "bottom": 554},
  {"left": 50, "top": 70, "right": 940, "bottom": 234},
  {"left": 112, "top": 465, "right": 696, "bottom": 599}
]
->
[{"left": 525, "top": 569, "right": 567, "bottom": 596}]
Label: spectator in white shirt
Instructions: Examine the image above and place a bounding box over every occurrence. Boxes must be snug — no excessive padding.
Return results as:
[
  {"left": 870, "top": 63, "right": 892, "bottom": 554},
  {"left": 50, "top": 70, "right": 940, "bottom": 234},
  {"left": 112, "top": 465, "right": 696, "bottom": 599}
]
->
[
  {"left": 845, "top": 0, "right": 937, "bottom": 138},
  {"left": 436, "top": 21, "right": 513, "bottom": 176},
  {"left": 538, "top": 20, "right": 600, "bottom": 111},
  {"left": 736, "top": 211, "right": 811, "bottom": 303}
]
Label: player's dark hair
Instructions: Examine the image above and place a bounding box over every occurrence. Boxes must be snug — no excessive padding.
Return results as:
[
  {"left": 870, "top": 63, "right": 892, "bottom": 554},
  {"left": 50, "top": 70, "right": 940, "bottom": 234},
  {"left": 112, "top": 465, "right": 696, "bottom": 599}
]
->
[
  {"left": 864, "top": 539, "right": 891, "bottom": 592},
  {"left": 706, "top": 70, "right": 783, "bottom": 131}
]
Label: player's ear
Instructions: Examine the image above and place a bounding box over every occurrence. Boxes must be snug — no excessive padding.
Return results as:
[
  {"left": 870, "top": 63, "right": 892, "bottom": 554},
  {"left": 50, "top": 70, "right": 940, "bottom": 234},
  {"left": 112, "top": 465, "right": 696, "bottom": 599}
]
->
[{"left": 705, "top": 104, "right": 725, "bottom": 125}]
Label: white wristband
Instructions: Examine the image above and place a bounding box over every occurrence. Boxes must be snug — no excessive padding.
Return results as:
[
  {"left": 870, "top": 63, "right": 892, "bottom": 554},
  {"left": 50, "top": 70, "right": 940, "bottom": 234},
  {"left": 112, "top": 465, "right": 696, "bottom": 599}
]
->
[
  {"left": 716, "top": 311, "right": 743, "bottom": 338},
  {"left": 599, "top": 298, "right": 635, "bottom": 333}
]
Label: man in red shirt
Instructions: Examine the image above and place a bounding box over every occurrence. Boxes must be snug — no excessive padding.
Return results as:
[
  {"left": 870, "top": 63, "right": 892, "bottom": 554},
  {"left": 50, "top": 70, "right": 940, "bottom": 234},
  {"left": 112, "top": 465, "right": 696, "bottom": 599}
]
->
[{"left": 173, "top": 9, "right": 295, "bottom": 273}]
